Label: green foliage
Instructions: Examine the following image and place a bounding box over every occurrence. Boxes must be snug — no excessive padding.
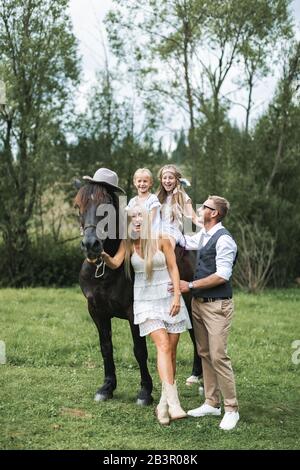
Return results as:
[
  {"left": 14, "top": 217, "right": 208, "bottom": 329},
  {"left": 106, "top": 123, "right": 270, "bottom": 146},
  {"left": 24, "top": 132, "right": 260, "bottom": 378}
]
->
[
  {"left": 0, "top": 1, "right": 299, "bottom": 289},
  {"left": 0, "top": 238, "right": 83, "bottom": 287},
  {"left": 0, "top": 288, "right": 299, "bottom": 449},
  {"left": 169, "top": 41, "right": 300, "bottom": 286},
  {"left": 0, "top": 0, "right": 80, "bottom": 280},
  {"left": 106, "top": 0, "right": 293, "bottom": 204},
  {"left": 67, "top": 68, "right": 168, "bottom": 199}
]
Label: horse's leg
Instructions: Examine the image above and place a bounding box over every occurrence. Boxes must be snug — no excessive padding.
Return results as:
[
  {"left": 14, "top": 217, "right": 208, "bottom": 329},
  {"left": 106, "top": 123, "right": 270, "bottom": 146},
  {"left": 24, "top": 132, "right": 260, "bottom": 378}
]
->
[
  {"left": 176, "top": 248, "right": 203, "bottom": 382},
  {"left": 183, "top": 292, "right": 203, "bottom": 380},
  {"left": 129, "top": 321, "right": 153, "bottom": 406},
  {"left": 89, "top": 307, "right": 117, "bottom": 401},
  {"left": 188, "top": 327, "right": 203, "bottom": 378}
]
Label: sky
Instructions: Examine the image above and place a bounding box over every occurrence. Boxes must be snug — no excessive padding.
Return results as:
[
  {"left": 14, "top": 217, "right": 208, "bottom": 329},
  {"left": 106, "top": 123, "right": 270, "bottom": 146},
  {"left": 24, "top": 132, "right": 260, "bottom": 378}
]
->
[{"left": 69, "top": 0, "right": 300, "bottom": 150}]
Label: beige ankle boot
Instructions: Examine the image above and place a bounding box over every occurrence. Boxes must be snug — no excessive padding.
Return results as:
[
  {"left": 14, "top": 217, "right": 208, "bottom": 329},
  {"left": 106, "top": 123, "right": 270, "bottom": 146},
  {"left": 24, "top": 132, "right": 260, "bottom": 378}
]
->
[
  {"left": 164, "top": 381, "right": 187, "bottom": 420},
  {"left": 155, "top": 383, "right": 170, "bottom": 425}
]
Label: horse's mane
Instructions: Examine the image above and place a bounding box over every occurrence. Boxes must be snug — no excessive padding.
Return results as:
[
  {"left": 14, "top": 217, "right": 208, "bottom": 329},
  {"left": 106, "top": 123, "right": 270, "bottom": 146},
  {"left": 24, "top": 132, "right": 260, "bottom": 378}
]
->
[{"left": 74, "top": 183, "right": 114, "bottom": 213}]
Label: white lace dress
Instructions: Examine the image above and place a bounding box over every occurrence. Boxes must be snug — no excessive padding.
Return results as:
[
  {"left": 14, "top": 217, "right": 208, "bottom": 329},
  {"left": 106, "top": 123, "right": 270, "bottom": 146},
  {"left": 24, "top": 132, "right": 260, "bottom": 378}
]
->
[
  {"left": 159, "top": 192, "right": 191, "bottom": 243},
  {"left": 131, "top": 249, "right": 192, "bottom": 337},
  {"left": 126, "top": 194, "right": 161, "bottom": 234}
]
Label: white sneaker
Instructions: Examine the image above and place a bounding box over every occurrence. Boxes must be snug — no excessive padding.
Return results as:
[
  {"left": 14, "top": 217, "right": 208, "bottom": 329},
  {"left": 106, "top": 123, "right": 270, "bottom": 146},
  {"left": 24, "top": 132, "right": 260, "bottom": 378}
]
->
[
  {"left": 187, "top": 403, "right": 221, "bottom": 417},
  {"left": 186, "top": 375, "right": 201, "bottom": 385},
  {"left": 219, "top": 411, "right": 240, "bottom": 430}
]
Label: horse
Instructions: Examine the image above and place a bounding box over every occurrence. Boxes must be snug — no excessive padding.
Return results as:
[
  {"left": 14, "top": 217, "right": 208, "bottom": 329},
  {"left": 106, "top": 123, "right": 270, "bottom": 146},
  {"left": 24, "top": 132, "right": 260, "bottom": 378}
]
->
[
  {"left": 74, "top": 182, "right": 153, "bottom": 405},
  {"left": 175, "top": 246, "right": 202, "bottom": 382},
  {"left": 74, "top": 181, "right": 202, "bottom": 404}
]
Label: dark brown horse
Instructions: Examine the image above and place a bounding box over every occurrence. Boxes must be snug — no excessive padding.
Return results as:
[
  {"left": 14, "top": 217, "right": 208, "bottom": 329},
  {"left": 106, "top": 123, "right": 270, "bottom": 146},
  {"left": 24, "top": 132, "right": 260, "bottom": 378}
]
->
[
  {"left": 175, "top": 246, "right": 202, "bottom": 381},
  {"left": 74, "top": 182, "right": 153, "bottom": 405},
  {"left": 74, "top": 181, "right": 201, "bottom": 404}
]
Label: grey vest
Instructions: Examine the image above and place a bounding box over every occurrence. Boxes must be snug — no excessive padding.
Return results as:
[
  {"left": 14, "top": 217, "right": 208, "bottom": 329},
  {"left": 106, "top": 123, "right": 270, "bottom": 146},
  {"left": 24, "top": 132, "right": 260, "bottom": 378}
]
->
[{"left": 193, "top": 228, "right": 237, "bottom": 298}]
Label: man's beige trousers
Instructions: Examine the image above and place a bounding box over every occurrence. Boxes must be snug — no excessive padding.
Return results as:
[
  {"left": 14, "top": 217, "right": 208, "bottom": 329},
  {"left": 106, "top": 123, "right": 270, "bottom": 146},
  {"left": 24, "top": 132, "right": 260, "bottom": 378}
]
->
[{"left": 192, "top": 298, "right": 238, "bottom": 412}]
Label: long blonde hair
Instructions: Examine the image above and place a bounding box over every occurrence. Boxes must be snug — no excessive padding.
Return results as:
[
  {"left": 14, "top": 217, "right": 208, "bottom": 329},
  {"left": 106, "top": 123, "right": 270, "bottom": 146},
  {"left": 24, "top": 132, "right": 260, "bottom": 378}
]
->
[
  {"left": 157, "top": 164, "right": 188, "bottom": 227},
  {"left": 124, "top": 205, "right": 158, "bottom": 281}
]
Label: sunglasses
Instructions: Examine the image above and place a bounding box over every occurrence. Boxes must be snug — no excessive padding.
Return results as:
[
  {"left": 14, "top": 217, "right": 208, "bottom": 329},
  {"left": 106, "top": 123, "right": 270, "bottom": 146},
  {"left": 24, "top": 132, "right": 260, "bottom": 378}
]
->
[{"left": 201, "top": 204, "right": 217, "bottom": 211}]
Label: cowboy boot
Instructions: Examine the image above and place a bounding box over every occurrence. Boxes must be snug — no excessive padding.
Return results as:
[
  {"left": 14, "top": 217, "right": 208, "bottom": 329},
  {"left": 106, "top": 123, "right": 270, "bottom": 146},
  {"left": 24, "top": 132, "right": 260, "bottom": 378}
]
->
[
  {"left": 155, "top": 383, "right": 170, "bottom": 425},
  {"left": 164, "top": 381, "right": 187, "bottom": 420}
]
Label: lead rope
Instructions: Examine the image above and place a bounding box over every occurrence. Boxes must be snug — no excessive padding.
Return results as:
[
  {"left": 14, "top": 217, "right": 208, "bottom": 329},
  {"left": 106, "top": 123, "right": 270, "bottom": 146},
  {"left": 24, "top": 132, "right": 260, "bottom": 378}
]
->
[{"left": 95, "top": 258, "right": 106, "bottom": 278}]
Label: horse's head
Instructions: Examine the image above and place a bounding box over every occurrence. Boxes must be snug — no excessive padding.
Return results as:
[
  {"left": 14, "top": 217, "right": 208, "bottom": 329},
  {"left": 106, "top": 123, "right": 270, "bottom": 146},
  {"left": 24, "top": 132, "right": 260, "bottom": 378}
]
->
[{"left": 74, "top": 182, "right": 118, "bottom": 261}]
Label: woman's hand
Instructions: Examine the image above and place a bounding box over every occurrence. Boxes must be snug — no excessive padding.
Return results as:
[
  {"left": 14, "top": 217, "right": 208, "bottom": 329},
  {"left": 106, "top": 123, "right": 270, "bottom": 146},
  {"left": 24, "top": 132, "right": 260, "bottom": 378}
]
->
[
  {"left": 101, "top": 251, "right": 115, "bottom": 267},
  {"left": 100, "top": 242, "right": 125, "bottom": 270},
  {"left": 170, "top": 295, "right": 181, "bottom": 316},
  {"left": 101, "top": 251, "right": 110, "bottom": 262}
]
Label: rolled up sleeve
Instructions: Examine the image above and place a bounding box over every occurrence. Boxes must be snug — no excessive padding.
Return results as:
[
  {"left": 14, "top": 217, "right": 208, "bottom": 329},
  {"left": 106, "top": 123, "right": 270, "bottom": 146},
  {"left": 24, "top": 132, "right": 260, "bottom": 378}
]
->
[{"left": 215, "top": 235, "right": 237, "bottom": 281}]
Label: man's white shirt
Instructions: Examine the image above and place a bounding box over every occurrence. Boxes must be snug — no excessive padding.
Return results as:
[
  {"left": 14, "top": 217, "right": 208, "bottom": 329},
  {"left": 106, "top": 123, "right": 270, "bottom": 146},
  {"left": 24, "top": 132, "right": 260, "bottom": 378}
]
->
[{"left": 180, "top": 222, "right": 237, "bottom": 281}]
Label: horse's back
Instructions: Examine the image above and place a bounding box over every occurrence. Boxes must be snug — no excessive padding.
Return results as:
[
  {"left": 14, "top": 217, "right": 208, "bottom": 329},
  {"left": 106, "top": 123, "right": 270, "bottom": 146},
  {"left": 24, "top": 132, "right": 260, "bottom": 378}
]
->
[{"left": 175, "top": 245, "right": 196, "bottom": 281}]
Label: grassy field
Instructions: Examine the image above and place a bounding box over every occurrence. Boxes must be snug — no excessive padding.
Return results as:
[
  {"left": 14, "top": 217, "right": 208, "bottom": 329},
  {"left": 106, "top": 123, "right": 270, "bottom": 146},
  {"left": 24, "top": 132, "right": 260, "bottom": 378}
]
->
[{"left": 0, "top": 288, "right": 299, "bottom": 450}]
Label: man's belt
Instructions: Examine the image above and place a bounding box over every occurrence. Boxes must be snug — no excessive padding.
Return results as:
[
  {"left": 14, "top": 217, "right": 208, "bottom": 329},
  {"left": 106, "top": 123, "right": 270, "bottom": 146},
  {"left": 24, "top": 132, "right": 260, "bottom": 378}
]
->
[{"left": 196, "top": 297, "right": 232, "bottom": 303}]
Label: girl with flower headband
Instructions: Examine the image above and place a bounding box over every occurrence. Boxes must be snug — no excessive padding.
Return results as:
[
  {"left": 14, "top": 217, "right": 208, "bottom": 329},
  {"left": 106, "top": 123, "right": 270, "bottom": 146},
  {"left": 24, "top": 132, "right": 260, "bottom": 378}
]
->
[{"left": 157, "top": 164, "right": 201, "bottom": 248}]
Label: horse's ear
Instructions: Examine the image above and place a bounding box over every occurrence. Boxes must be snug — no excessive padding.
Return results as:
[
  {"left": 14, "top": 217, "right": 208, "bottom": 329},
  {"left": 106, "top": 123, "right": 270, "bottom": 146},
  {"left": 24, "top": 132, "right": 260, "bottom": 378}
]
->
[{"left": 74, "top": 178, "right": 82, "bottom": 190}]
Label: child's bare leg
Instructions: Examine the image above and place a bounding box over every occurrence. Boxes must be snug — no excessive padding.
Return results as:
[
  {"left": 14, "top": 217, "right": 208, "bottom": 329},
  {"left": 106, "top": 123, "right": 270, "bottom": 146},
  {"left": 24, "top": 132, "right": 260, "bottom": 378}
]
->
[{"left": 169, "top": 236, "right": 176, "bottom": 249}]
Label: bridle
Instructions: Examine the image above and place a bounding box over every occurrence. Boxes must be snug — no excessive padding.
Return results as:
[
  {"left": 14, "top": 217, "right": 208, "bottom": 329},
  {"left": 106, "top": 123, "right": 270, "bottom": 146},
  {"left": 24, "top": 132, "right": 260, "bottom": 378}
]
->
[{"left": 81, "top": 223, "right": 106, "bottom": 279}]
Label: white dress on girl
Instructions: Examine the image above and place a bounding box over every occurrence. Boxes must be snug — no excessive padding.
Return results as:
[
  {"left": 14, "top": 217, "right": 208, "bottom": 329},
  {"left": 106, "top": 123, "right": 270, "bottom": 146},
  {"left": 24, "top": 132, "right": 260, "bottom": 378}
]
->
[
  {"left": 127, "top": 194, "right": 161, "bottom": 234},
  {"left": 131, "top": 248, "right": 192, "bottom": 337},
  {"left": 160, "top": 192, "right": 191, "bottom": 243}
]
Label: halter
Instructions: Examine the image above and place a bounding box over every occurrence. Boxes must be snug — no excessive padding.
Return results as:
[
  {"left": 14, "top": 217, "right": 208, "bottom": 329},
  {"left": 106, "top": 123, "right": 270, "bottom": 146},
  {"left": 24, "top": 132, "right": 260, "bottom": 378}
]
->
[
  {"left": 82, "top": 223, "right": 97, "bottom": 231},
  {"left": 82, "top": 224, "right": 106, "bottom": 278}
]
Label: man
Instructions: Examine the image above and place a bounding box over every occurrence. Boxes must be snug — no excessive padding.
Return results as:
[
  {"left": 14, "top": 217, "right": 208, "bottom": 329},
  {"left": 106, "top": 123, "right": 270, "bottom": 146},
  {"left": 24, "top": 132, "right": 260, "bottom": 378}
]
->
[{"left": 171, "top": 195, "right": 239, "bottom": 431}]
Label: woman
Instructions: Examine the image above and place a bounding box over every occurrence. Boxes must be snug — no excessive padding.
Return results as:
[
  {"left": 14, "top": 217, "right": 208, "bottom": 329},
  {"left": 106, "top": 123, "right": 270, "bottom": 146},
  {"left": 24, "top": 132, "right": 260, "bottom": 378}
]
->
[{"left": 101, "top": 206, "right": 191, "bottom": 425}]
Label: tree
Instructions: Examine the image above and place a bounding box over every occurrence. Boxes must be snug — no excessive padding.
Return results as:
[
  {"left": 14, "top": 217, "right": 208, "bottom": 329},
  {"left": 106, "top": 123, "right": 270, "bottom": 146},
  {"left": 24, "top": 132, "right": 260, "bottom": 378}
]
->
[
  {"left": 106, "top": 0, "right": 292, "bottom": 198},
  {"left": 250, "top": 41, "right": 300, "bottom": 285},
  {"left": 0, "top": 0, "right": 80, "bottom": 285},
  {"left": 233, "top": 0, "right": 293, "bottom": 133},
  {"left": 265, "top": 41, "right": 300, "bottom": 194},
  {"left": 68, "top": 69, "right": 122, "bottom": 176},
  {"left": 106, "top": 0, "right": 208, "bottom": 200},
  {"left": 69, "top": 65, "right": 168, "bottom": 199},
  {"left": 223, "top": 40, "right": 300, "bottom": 288}
]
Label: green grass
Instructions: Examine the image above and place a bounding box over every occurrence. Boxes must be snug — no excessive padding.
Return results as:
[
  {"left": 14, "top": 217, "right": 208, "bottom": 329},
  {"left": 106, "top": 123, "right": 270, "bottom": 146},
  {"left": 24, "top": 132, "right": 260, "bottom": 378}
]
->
[{"left": 0, "top": 288, "right": 299, "bottom": 450}]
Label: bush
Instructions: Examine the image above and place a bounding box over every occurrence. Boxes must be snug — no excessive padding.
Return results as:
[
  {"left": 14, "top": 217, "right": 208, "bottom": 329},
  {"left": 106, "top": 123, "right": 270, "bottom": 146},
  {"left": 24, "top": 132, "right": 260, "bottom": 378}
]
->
[
  {"left": 233, "top": 221, "right": 275, "bottom": 293},
  {"left": 0, "top": 238, "right": 84, "bottom": 287}
]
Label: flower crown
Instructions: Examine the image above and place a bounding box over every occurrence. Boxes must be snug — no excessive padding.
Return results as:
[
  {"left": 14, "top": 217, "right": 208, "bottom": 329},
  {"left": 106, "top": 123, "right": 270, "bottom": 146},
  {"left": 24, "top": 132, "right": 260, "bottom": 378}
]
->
[{"left": 161, "top": 168, "right": 191, "bottom": 186}]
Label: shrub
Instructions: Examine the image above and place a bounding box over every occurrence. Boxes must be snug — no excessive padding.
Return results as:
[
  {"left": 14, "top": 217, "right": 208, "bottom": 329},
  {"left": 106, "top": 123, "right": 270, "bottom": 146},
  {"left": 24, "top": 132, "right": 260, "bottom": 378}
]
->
[{"left": 0, "top": 238, "right": 83, "bottom": 287}]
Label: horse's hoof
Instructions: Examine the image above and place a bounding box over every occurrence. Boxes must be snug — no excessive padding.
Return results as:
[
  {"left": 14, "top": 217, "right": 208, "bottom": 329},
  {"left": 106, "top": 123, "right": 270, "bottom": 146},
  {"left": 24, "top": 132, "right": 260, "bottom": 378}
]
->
[
  {"left": 136, "top": 395, "right": 153, "bottom": 406},
  {"left": 94, "top": 392, "right": 113, "bottom": 402}
]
